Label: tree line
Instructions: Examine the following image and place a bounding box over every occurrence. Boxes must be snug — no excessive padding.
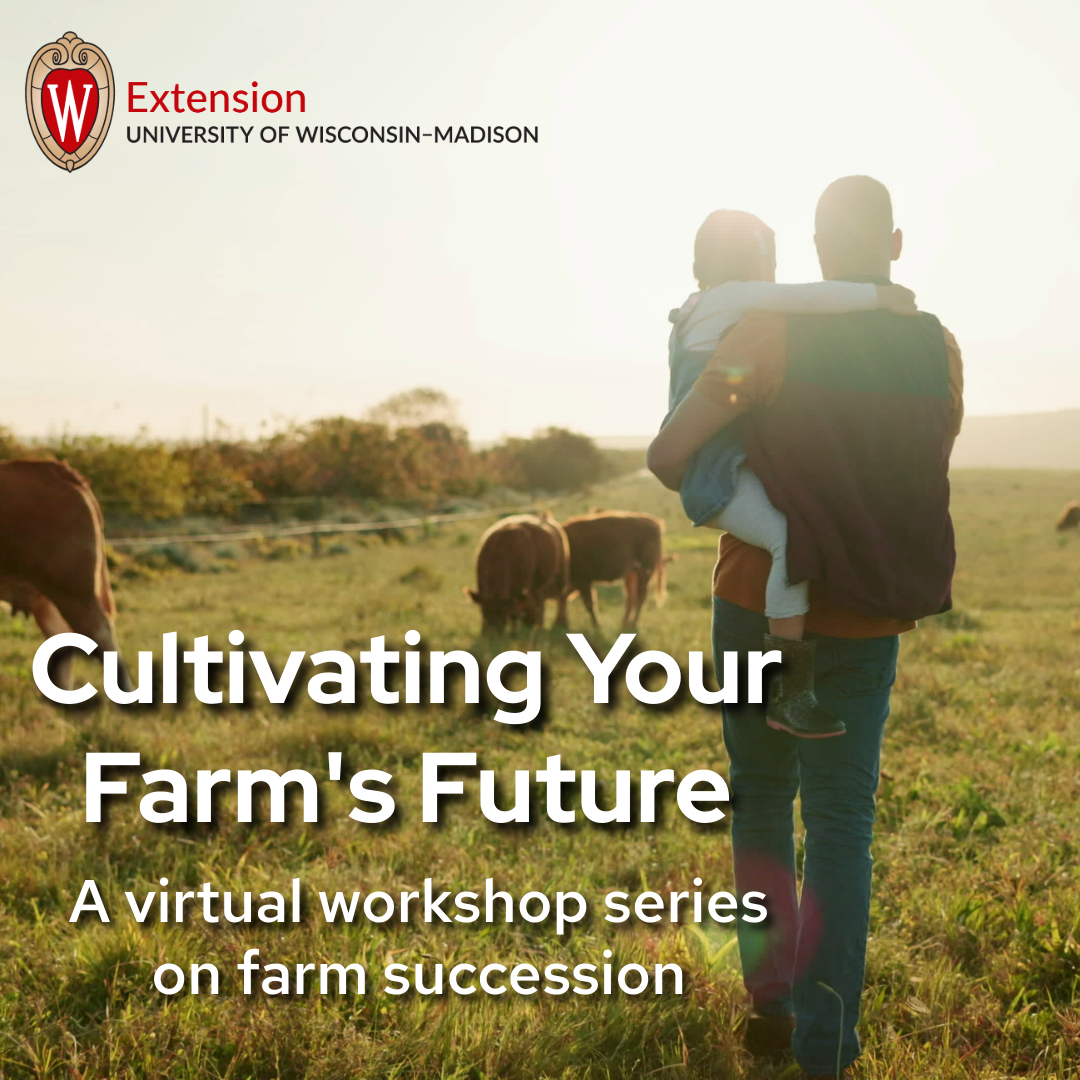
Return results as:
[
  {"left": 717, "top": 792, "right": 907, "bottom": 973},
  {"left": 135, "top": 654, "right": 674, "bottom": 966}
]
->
[{"left": 0, "top": 390, "right": 643, "bottom": 521}]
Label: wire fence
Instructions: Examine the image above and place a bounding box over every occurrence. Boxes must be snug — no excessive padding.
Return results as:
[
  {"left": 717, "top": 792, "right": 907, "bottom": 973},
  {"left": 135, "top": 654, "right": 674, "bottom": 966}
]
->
[{"left": 107, "top": 506, "right": 528, "bottom": 551}]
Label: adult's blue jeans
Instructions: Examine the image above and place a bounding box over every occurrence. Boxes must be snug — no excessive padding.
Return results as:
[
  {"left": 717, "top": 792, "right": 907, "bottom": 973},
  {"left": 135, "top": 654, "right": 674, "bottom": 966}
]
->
[{"left": 712, "top": 597, "right": 899, "bottom": 1074}]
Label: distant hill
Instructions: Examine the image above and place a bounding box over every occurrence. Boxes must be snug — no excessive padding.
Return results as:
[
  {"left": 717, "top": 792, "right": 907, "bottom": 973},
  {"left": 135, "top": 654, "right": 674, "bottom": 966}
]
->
[
  {"left": 949, "top": 410, "right": 1080, "bottom": 470},
  {"left": 599, "top": 410, "right": 1080, "bottom": 470}
]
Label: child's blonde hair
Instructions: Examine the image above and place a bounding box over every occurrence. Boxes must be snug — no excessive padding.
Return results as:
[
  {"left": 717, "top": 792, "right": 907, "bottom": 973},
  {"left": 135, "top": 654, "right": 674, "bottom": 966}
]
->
[{"left": 693, "top": 209, "right": 776, "bottom": 289}]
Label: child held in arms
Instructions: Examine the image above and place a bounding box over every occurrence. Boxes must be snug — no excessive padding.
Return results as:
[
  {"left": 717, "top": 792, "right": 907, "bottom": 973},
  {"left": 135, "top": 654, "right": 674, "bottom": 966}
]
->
[{"left": 663, "top": 209, "right": 916, "bottom": 737}]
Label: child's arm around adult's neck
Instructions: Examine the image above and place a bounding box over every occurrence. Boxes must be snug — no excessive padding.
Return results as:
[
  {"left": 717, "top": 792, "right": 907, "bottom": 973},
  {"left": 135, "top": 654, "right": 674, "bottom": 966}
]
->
[{"left": 708, "top": 279, "right": 879, "bottom": 317}]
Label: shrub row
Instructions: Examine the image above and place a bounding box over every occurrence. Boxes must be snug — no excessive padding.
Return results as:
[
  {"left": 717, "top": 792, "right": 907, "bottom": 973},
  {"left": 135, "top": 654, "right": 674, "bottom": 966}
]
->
[{"left": 0, "top": 390, "right": 643, "bottom": 521}]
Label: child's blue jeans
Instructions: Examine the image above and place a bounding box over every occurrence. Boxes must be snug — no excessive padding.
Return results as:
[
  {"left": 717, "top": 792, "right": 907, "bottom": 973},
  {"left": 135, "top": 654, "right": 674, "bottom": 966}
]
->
[{"left": 711, "top": 597, "right": 899, "bottom": 1074}]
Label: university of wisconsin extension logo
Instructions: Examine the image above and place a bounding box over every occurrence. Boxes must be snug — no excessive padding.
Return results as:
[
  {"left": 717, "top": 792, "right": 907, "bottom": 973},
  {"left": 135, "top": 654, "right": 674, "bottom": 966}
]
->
[{"left": 26, "top": 32, "right": 114, "bottom": 172}]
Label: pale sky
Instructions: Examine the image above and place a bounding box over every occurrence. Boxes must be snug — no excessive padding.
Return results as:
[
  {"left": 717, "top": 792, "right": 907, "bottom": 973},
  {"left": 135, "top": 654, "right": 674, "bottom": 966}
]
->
[{"left": 3, "top": 0, "right": 1078, "bottom": 443}]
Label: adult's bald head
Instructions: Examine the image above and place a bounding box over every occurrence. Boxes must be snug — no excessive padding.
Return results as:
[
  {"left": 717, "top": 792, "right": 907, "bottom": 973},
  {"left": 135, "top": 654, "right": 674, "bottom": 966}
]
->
[{"left": 814, "top": 176, "right": 902, "bottom": 280}]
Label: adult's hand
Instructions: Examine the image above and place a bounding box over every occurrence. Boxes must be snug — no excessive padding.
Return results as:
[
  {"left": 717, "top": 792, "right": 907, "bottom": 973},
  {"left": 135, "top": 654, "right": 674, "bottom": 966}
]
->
[{"left": 876, "top": 284, "right": 917, "bottom": 315}]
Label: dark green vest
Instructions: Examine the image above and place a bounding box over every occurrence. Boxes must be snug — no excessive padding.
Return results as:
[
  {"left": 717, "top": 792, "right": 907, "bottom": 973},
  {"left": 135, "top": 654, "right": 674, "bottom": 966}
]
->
[{"left": 743, "top": 304, "right": 955, "bottom": 620}]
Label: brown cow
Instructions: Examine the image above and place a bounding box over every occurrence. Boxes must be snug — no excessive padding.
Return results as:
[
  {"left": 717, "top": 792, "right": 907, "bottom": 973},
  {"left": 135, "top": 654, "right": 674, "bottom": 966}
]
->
[
  {"left": 1056, "top": 501, "right": 1080, "bottom": 530},
  {"left": 0, "top": 460, "right": 132, "bottom": 693},
  {"left": 561, "top": 510, "right": 668, "bottom": 630},
  {"left": 466, "top": 512, "right": 570, "bottom": 633}
]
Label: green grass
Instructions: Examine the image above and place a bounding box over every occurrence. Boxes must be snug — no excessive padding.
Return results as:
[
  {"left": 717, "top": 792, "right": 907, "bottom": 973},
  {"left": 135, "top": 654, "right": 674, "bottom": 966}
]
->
[{"left": 2, "top": 470, "right": 1080, "bottom": 1078}]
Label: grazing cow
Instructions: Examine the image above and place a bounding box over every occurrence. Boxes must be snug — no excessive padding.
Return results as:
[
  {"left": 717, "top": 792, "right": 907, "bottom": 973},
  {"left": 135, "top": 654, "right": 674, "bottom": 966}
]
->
[
  {"left": 562, "top": 510, "right": 668, "bottom": 630},
  {"left": 466, "top": 512, "right": 570, "bottom": 633},
  {"left": 1056, "top": 501, "right": 1080, "bottom": 531},
  {"left": 0, "top": 460, "right": 132, "bottom": 693}
]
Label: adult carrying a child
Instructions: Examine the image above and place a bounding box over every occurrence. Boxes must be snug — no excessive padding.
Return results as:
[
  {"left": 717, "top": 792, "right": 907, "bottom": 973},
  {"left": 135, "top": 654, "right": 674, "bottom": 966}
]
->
[{"left": 648, "top": 175, "right": 963, "bottom": 1078}]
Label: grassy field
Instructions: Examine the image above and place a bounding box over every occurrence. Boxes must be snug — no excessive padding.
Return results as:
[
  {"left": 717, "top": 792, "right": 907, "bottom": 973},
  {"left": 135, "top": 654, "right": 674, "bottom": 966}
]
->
[{"left": 1, "top": 469, "right": 1079, "bottom": 1079}]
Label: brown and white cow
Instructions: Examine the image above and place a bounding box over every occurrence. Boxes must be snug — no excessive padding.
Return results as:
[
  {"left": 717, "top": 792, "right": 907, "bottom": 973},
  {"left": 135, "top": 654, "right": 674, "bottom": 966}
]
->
[
  {"left": 1056, "top": 501, "right": 1080, "bottom": 531},
  {"left": 0, "top": 460, "right": 132, "bottom": 693},
  {"left": 561, "top": 510, "right": 668, "bottom": 630},
  {"left": 466, "top": 512, "right": 571, "bottom": 633}
]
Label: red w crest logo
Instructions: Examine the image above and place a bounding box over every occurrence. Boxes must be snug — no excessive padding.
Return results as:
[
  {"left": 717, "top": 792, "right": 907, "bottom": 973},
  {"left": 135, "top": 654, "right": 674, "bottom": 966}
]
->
[{"left": 26, "top": 32, "right": 114, "bottom": 172}]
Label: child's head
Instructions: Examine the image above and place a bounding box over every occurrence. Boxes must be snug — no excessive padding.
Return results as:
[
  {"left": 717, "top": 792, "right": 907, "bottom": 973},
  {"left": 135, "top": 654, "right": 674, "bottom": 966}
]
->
[{"left": 693, "top": 210, "right": 776, "bottom": 290}]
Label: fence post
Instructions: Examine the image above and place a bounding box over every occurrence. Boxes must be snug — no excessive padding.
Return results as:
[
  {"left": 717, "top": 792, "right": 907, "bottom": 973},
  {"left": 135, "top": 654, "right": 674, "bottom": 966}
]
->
[{"left": 312, "top": 496, "right": 323, "bottom": 557}]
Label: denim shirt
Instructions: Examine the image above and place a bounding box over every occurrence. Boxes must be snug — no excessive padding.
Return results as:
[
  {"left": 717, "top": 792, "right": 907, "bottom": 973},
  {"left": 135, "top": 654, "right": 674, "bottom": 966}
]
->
[{"left": 664, "top": 313, "right": 747, "bottom": 527}]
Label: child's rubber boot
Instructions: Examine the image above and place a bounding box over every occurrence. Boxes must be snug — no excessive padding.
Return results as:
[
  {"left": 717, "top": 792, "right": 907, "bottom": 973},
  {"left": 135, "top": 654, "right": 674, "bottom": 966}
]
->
[{"left": 763, "top": 635, "right": 846, "bottom": 738}]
